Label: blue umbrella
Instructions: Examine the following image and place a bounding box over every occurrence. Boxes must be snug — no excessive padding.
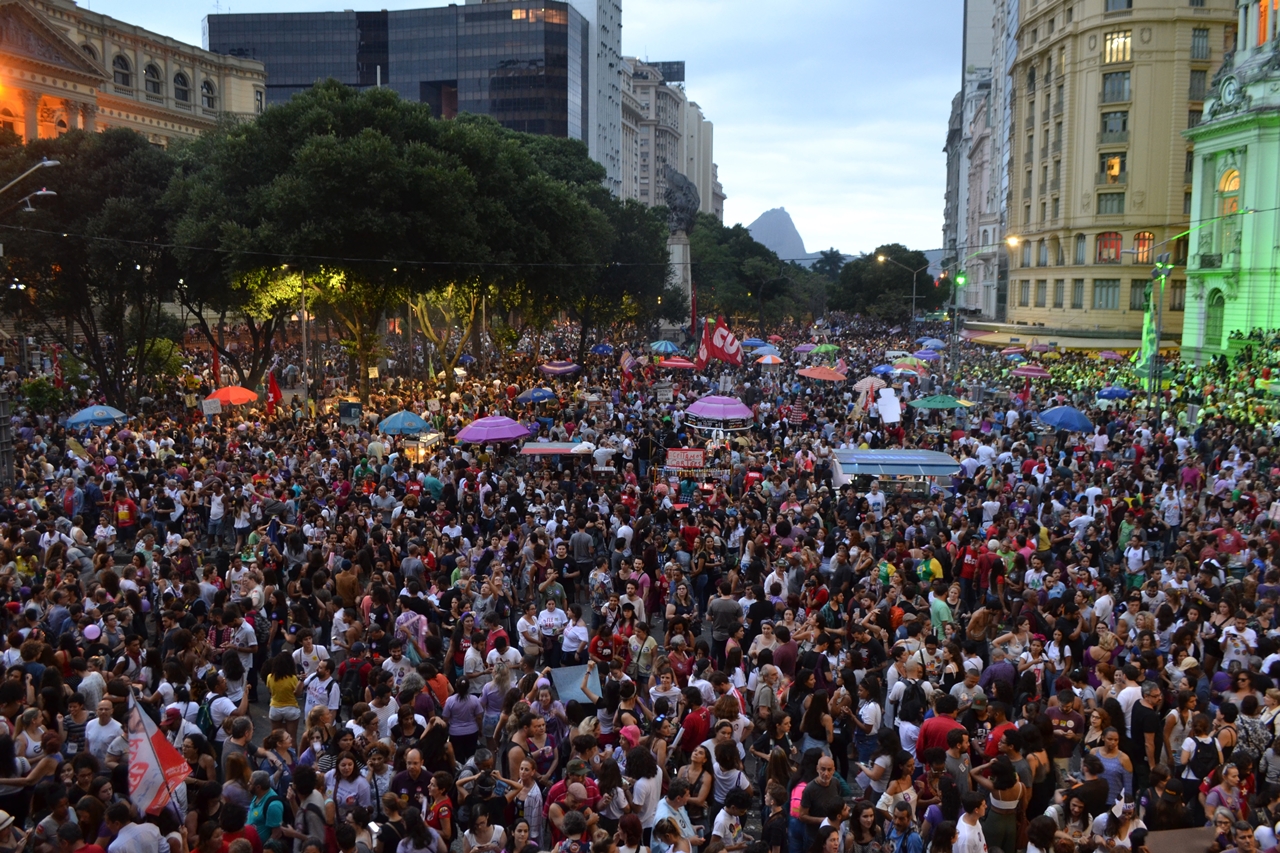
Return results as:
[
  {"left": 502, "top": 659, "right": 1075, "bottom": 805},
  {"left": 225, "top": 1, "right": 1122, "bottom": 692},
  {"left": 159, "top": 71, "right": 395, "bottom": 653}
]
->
[
  {"left": 457, "top": 354, "right": 476, "bottom": 365},
  {"left": 1037, "top": 406, "right": 1093, "bottom": 433},
  {"left": 871, "top": 364, "right": 894, "bottom": 375},
  {"left": 915, "top": 335, "right": 933, "bottom": 343},
  {"left": 912, "top": 349, "right": 941, "bottom": 361},
  {"left": 742, "top": 338, "right": 767, "bottom": 348},
  {"left": 539, "top": 360, "right": 581, "bottom": 376},
  {"left": 650, "top": 340, "right": 679, "bottom": 355},
  {"left": 1097, "top": 387, "right": 1131, "bottom": 399},
  {"left": 922, "top": 338, "right": 946, "bottom": 349},
  {"left": 1006, "top": 353, "right": 1026, "bottom": 362},
  {"left": 66, "top": 406, "right": 128, "bottom": 428},
  {"left": 590, "top": 343, "right": 615, "bottom": 356},
  {"left": 753, "top": 346, "right": 781, "bottom": 357},
  {"left": 378, "top": 410, "right": 429, "bottom": 436},
  {"left": 517, "top": 387, "right": 556, "bottom": 404}
]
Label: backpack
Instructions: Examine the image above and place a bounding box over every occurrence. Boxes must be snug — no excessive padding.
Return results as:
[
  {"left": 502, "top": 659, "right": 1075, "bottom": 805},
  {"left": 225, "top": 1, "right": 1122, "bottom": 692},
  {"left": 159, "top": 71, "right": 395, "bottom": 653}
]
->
[
  {"left": 339, "top": 662, "right": 365, "bottom": 709},
  {"left": 1238, "top": 716, "right": 1271, "bottom": 764},
  {"left": 195, "top": 700, "right": 217, "bottom": 742},
  {"left": 1187, "top": 735, "right": 1220, "bottom": 780},
  {"left": 261, "top": 790, "right": 295, "bottom": 830},
  {"left": 897, "top": 678, "right": 929, "bottom": 725}
]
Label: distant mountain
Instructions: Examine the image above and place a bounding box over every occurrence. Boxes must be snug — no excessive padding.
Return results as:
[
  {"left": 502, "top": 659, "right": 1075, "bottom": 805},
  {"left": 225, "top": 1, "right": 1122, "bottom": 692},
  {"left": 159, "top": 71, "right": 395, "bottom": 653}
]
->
[{"left": 747, "top": 208, "right": 822, "bottom": 265}]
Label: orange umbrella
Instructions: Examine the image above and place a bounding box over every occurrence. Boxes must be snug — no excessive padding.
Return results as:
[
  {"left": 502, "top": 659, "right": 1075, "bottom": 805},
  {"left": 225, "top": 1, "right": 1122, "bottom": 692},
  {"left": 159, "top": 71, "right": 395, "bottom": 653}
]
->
[
  {"left": 797, "top": 366, "right": 847, "bottom": 382},
  {"left": 206, "top": 386, "right": 258, "bottom": 406}
]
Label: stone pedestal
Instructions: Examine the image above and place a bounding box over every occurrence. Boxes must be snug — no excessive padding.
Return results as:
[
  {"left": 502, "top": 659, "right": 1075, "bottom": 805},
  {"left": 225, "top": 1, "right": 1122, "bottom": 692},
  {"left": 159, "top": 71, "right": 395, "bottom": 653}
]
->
[{"left": 668, "top": 230, "right": 691, "bottom": 302}]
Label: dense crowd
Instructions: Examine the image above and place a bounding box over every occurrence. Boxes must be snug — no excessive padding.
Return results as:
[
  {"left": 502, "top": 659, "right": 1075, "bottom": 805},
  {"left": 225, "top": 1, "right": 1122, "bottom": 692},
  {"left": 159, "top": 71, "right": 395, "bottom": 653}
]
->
[{"left": 0, "top": 314, "right": 1279, "bottom": 853}]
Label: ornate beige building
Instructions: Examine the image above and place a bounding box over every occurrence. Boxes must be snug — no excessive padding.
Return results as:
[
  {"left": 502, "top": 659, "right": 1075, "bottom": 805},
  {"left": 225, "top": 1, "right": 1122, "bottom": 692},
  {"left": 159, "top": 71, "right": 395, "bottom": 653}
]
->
[
  {"left": 1003, "top": 0, "right": 1235, "bottom": 337},
  {"left": 0, "top": 0, "right": 263, "bottom": 147}
]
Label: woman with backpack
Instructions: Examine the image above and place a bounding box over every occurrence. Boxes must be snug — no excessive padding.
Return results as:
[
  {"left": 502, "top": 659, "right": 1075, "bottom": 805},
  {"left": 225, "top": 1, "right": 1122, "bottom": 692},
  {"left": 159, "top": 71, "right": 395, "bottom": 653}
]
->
[{"left": 1179, "top": 712, "right": 1222, "bottom": 825}]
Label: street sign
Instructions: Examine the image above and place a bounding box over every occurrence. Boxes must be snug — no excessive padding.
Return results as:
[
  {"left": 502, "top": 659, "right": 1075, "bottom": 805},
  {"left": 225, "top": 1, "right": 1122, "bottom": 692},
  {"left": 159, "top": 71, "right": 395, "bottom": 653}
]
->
[
  {"left": 367, "top": 366, "right": 379, "bottom": 379},
  {"left": 201, "top": 399, "right": 222, "bottom": 416},
  {"left": 654, "top": 382, "right": 673, "bottom": 403}
]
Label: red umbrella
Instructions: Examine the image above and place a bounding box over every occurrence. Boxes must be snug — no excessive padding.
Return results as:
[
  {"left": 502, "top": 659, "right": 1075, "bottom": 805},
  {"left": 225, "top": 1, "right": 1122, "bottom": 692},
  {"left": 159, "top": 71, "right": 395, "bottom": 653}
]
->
[
  {"left": 206, "top": 386, "right": 258, "bottom": 406},
  {"left": 767, "top": 335, "right": 784, "bottom": 343},
  {"left": 660, "top": 357, "right": 696, "bottom": 369}
]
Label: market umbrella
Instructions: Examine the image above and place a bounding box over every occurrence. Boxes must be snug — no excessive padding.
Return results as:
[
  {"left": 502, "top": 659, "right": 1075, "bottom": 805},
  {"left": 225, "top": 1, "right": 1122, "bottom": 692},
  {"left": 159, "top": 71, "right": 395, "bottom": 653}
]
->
[
  {"left": 908, "top": 394, "right": 963, "bottom": 409},
  {"left": 378, "top": 410, "right": 429, "bottom": 436},
  {"left": 1000, "top": 346, "right": 1025, "bottom": 356},
  {"left": 870, "top": 364, "right": 895, "bottom": 375},
  {"left": 456, "top": 416, "right": 530, "bottom": 443},
  {"left": 742, "top": 338, "right": 767, "bottom": 348},
  {"left": 660, "top": 357, "right": 696, "bottom": 369},
  {"left": 894, "top": 358, "right": 928, "bottom": 371},
  {"left": 650, "top": 340, "right": 679, "bottom": 354},
  {"left": 1037, "top": 406, "right": 1093, "bottom": 433},
  {"left": 1006, "top": 354, "right": 1026, "bottom": 362},
  {"left": 912, "top": 350, "right": 941, "bottom": 361},
  {"left": 1099, "top": 351, "right": 1123, "bottom": 361},
  {"left": 767, "top": 335, "right": 784, "bottom": 342},
  {"left": 1011, "top": 364, "right": 1051, "bottom": 378},
  {"left": 66, "top": 405, "right": 128, "bottom": 428},
  {"left": 755, "top": 355, "right": 783, "bottom": 365},
  {"left": 538, "top": 360, "right": 581, "bottom": 376},
  {"left": 1097, "top": 387, "right": 1131, "bottom": 399},
  {"left": 590, "top": 343, "right": 615, "bottom": 356},
  {"left": 686, "top": 395, "right": 753, "bottom": 420},
  {"left": 1029, "top": 344, "right": 1052, "bottom": 353},
  {"left": 915, "top": 335, "right": 934, "bottom": 344},
  {"left": 793, "top": 343, "right": 817, "bottom": 353},
  {"left": 457, "top": 354, "right": 476, "bottom": 365},
  {"left": 921, "top": 338, "right": 946, "bottom": 349},
  {"left": 853, "top": 376, "right": 886, "bottom": 392},
  {"left": 206, "top": 386, "right": 257, "bottom": 406},
  {"left": 516, "top": 387, "right": 556, "bottom": 404},
  {"left": 812, "top": 344, "right": 839, "bottom": 355},
  {"left": 797, "top": 366, "right": 847, "bottom": 382}
]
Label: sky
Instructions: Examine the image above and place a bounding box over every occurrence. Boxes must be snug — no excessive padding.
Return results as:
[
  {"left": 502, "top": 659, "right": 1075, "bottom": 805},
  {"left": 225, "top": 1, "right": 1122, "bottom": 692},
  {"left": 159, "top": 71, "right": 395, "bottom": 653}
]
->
[{"left": 82, "top": 0, "right": 963, "bottom": 256}]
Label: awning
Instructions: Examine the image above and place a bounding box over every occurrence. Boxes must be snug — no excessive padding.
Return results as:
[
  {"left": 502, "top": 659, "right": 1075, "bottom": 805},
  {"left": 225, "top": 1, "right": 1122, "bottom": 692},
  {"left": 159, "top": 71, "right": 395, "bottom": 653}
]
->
[
  {"left": 833, "top": 449, "right": 961, "bottom": 477},
  {"left": 520, "top": 442, "right": 580, "bottom": 456}
]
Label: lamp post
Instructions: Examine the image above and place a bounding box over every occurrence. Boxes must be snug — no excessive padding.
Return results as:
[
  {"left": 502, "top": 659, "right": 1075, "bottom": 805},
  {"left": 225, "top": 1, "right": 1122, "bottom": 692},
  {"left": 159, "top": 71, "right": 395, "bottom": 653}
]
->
[{"left": 876, "top": 254, "right": 931, "bottom": 325}]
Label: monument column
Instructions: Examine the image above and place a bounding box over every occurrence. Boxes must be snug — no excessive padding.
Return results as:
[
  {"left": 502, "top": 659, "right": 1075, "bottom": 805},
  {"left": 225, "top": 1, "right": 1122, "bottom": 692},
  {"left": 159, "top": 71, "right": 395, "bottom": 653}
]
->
[
  {"left": 62, "top": 100, "right": 79, "bottom": 131},
  {"left": 20, "top": 92, "right": 40, "bottom": 143},
  {"left": 80, "top": 102, "right": 96, "bottom": 133},
  {"left": 663, "top": 165, "right": 701, "bottom": 338}
]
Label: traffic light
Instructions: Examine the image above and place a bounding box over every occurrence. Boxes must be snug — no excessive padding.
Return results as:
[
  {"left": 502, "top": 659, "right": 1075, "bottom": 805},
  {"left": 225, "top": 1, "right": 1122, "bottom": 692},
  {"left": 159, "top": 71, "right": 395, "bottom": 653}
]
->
[
  {"left": 1150, "top": 252, "right": 1174, "bottom": 280},
  {"left": 955, "top": 270, "right": 967, "bottom": 288}
]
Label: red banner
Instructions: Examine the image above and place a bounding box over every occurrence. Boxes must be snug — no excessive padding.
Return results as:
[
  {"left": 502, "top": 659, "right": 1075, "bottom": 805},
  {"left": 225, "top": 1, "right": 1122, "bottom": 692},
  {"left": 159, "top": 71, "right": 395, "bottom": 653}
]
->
[
  {"left": 710, "top": 316, "right": 743, "bottom": 366},
  {"left": 211, "top": 349, "right": 221, "bottom": 388},
  {"left": 666, "top": 448, "right": 706, "bottom": 469},
  {"left": 266, "top": 371, "right": 283, "bottom": 416},
  {"left": 127, "top": 700, "right": 191, "bottom": 815},
  {"left": 694, "top": 320, "right": 711, "bottom": 371}
]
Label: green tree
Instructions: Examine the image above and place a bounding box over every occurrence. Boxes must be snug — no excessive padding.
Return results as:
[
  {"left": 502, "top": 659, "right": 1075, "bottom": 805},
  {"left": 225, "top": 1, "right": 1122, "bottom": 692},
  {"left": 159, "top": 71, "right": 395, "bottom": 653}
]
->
[{"left": 833, "top": 244, "right": 944, "bottom": 320}]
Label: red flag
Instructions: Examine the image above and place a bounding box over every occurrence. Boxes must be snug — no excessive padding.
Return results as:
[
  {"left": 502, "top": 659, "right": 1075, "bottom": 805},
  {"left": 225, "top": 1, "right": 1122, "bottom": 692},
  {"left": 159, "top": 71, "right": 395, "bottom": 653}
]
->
[
  {"left": 52, "top": 344, "right": 63, "bottom": 389},
  {"left": 694, "top": 320, "right": 712, "bottom": 371},
  {"left": 711, "top": 316, "right": 743, "bottom": 366},
  {"left": 266, "top": 371, "right": 283, "bottom": 416},
  {"left": 126, "top": 699, "right": 191, "bottom": 815},
  {"left": 211, "top": 348, "right": 221, "bottom": 388}
]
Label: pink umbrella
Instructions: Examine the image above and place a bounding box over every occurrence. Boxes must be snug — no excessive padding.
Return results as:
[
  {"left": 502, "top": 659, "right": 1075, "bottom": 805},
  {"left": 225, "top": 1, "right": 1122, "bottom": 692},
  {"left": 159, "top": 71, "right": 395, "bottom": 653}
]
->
[
  {"left": 1011, "top": 365, "right": 1051, "bottom": 378},
  {"left": 793, "top": 343, "right": 817, "bottom": 353},
  {"left": 686, "top": 395, "right": 753, "bottom": 420},
  {"left": 1099, "top": 351, "right": 1123, "bottom": 361},
  {"left": 961, "top": 330, "right": 993, "bottom": 341},
  {"left": 1029, "top": 344, "right": 1052, "bottom": 353},
  {"left": 455, "top": 416, "right": 530, "bottom": 443},
  {"left": 660, "top": 357, "right": 696, "bottom": 369},
  {"left": 1000, "top": 346, "right": 1025, "bottom": 355}
]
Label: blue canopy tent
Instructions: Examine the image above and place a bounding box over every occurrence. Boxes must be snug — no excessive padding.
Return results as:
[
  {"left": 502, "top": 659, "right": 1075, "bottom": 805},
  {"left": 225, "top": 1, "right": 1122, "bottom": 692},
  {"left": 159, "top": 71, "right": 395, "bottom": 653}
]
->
[
  {"left": 377, "top": 410, "right": 429, "bottom": 435},
  {"left": 833, "top": 449, "right": 962, "bottom": 477},
  {"left": 1037, "top": 406, "right": 1093, "bottom": 433}
]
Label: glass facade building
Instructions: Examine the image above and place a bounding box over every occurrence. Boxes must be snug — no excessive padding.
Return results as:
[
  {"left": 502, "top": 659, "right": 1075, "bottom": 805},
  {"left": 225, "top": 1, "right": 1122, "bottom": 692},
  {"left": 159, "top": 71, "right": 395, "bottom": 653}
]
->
[{"left": 205, "top": 1, "right": 588, "bottom": 141}]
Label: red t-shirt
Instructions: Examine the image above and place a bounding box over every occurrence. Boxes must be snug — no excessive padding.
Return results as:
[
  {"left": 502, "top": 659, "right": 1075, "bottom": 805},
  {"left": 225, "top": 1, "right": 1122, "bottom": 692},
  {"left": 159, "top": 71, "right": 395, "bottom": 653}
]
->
[
  {"left": 427, "top": 797, "right": 453, "bottom": 833},
  {"left": 220, "top": 825, "right": 263, "bottom": 853}
]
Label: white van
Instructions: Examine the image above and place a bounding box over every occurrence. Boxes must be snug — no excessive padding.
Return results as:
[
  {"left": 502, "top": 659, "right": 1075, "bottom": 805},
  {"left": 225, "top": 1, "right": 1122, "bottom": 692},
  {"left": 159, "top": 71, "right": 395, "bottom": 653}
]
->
[{"left": 884, "top": 350, "right": 912, "bottom": 361}]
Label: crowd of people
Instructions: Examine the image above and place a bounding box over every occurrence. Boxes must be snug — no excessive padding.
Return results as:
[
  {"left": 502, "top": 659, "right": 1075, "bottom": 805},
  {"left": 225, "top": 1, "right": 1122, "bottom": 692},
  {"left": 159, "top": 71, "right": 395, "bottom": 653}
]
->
[{"left": 0, "top": 313, "right": 1279, "bottom": 853}]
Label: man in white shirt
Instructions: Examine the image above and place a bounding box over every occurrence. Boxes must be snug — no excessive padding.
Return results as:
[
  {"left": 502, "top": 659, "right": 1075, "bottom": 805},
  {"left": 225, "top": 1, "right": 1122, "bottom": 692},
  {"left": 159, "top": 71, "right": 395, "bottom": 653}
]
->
[
  {"left": 1221, "top": 611, "right": 1258, "bottom": 668},
  {"left": 1115, "top": 665, "right": 1143, "bottom": 737},
  {"left": 865, "top": 482, "right": 886, "bottom": 520},
  {"left": 84, "top": 700, "right": 124, "bottom": 766},
  {"left": 205, "top": 672, "right": 245, "bottom": 746},
  {"left": 955, "top": 793, "right": 989, "bottom": 853},
  {"left": 291, "top": 630, "right": 331, "bottom": 678},
  {"left": 301, "top": 659, "right": 341, "bottom": 721},
  {"left": 106, "top": 801, "right": 165, "bottom": 853}
]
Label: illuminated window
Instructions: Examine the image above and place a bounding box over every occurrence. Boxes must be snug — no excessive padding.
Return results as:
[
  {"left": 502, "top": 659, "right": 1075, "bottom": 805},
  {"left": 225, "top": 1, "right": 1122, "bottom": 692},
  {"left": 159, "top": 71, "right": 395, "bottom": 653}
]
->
[
  {"left": 1134, "top": 232, "right": 1154, "bottom": 264},
  {"left": 1104, "top": 31, "right": 1132, "bottom": 63},
  {"left": 1260, "top": 1, "right": 1269, "bottom": 46},
  {"left": 1219, "top": 168, "right": 1240, "bottom": 215},
  {"left": 1100, "top": 152, "right": 1126, "bottom": 183},
  {"left": 1097, "top": 232, "right": 1123, "bottom": 263}
]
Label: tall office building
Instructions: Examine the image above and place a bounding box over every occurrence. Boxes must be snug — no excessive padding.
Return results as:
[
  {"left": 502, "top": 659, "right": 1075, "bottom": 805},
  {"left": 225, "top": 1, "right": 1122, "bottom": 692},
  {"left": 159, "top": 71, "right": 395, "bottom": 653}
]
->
[
  {"left": 206, "top": 0, "right": 625, "bottom": 181},
  {"left": 620, "top": 58, "right": 724, "bottom": 220},
  {"left": 1001, "top": 0, "right": 1235, "bottom": 337}
]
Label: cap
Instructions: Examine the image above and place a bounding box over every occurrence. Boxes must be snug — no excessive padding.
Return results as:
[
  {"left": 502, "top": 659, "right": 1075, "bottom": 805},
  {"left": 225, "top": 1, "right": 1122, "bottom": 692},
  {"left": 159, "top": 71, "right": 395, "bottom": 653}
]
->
[
  {"left": 620, "top": 725, "right": 642, "bottom": 747},
  {"left": 351, "top": 642, "right": 367, "bottom": 654},
  {"left": 164, "top": 708, "right": 182, "bottom": 723},
  {"left": 1178, "top": 656, "right": 1200, "bottom": 672},
  {"left": 971, "top": 694, "right": 989, "bottom": 709},
  {"left": 566, "top": 758, "right": 589, "bottom": 776}
]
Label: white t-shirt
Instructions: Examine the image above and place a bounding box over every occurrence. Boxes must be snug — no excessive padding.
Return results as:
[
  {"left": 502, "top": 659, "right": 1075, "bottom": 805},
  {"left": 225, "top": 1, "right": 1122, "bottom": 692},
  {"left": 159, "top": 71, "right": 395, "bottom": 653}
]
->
[
  {"left": 631, "top": 768, "right": 664, "bottom": 825},
  {"left": 516, "top": 615, "right": 540, "bottom": 651},
  {"left": 293, "top": 645, "right": 331, "bottom": 678},
  {"left": 302, "top": 675, "right": 339, "bottom": 720},
  {"left": 537, "top": 608, "right": 568, "bottom": 638},
  {"left": 956, "top": 817, "right": 989, "bottom": 853},
  {"left": 84, "top": 718, "right": 123, "bottom": 764},
  {"left": 1221, "top": 625, "right": 1257, "bottom": 666}
]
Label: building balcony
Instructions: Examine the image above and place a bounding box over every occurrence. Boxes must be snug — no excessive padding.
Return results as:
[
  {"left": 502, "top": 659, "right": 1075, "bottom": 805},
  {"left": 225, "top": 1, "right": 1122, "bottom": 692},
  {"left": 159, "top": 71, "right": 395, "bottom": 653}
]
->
[
  {"left": 1053, "top": 100, "right": 1064, "bottom": 116},
  {"left": 1042, "top": 108, "right": 1050, "bottom": 122},
  {"left": 1052, "top": 140, "right": 1062, "bottom": 153},
  {"left": 1025, "top": 114, "right": 1035, "bottom": 129},
  {"left": 1050, "top": 177, "right": 1060, "bottom": 191},
  {"left": 1098, "top": 130, "right": 1129, "bottom": 144},
  {"left": 1198, "top": 253, "right": 1222, "bottom": 269},
  {"left": 1096, "top": 172, "right": 1128, "bottom": 186},
  {"left": 1025, "top": 150, "right": 1033, "bottom": 163},
  {"left": 1023, "top": 185, "right": 1032, "bottom": 198}
]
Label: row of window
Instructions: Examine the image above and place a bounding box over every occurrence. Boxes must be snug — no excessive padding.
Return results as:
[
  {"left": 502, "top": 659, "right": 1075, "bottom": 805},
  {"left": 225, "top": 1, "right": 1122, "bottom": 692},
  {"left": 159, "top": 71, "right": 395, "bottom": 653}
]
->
[
  {"left": 102, "top": 50, "right": 217, "bottom": 108},
  {"left": 1019, "top": 231, "right": 1189, "bottom": 267},
  {"left": 1016, "top": 278, "right": 1186, "bottom": 311}
]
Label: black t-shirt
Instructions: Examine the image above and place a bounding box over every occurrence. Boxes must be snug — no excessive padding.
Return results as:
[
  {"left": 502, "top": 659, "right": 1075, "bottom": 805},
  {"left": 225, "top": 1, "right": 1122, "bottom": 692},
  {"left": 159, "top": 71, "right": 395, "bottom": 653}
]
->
[
  {"left": 1130, "top": 701, "right": 1164, "bottom": 764},
  {"left": 799, "top": 777, "right": 844, "bottom": 820},
  {"left": 762, "top": 810, "right": 788, "bottom": 852}
]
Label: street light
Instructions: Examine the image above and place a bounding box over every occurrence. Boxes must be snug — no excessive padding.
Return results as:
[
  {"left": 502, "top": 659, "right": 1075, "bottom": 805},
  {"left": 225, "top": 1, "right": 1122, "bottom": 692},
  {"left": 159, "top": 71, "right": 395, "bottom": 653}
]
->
[
  {"left": 876, "top": 255, "right": 932, "bottom": 324},
  {"left": 0, "top": 158, "right": 58, "bottom": 199}
]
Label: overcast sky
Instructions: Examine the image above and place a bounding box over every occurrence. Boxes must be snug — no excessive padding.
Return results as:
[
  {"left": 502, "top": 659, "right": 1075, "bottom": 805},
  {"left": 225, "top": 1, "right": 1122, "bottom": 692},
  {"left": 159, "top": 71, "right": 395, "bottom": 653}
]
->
[{"left": 85, "top": 0, "right": 963, "bottom": 255}]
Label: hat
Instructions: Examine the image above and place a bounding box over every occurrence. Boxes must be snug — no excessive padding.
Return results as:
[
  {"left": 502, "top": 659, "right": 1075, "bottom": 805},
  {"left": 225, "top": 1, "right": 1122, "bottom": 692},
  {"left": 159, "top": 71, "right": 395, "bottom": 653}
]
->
[
  {"left": 0, "top": 810, "right": 13, "bottom": 832},
  {"left": 566, "top": 758, "right": 589, "bottom": 776},
  {"left": 1178, "top": 656, "right": 1200, "bottom": 672},
  {"left": 178, "top": 539, "right": 191, "bottom": 548},
  {"left": 620, "top": 725, "right": 642, "bottom": 747},
  {"left": 971, "top": 694, "right": 989, "bottom": 709},
  {"left": 164, "top": 707, "right": 182, "bottom": 723},
  {"left": 351, "top": 642, "right": 367, "bottom": 654}
]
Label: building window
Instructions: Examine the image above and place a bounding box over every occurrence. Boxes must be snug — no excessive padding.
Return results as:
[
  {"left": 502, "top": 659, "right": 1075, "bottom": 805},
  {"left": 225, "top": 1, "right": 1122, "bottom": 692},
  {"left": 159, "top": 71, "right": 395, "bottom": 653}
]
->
[
  {"left": 174, "top": 73, "right": 190, "bottom": 103},
  {"left": 1106, "top": 0, "right": 1132, "bottom": 9},
  {"left": 1067, "top": 5, "right": 1074, "bottom": 22},
  {"left": 1173, "top": 236, "right": 1190, "bottom": 265},
  {"left": 1100, "top": 152, "right": 1127, "bottom": 183},
  {"left": 1075, "top": 233, "right": 1086, "bottom": 264},
  {"left": 1188, "top": 110, "right": 1203, "bottom": 128},
  {"left": 1170, "top": 280, "right": 1186, "bottom": 310},
  {"left": 1053, "top": 280, "right": 1065, "bottom": 308},
  {"left": 1261, "top": 1, "right": 1270, "bottom": 46},
  {"left": 1072, "top": 279, "right": 1085, "bottom": 308},
  {"left": 1038, "top": 239, "right": 1048, "bottom": 266},
  {"left": 1104, "top": 31, "right": 1132, "bottom": 63},
  {"left": 1130, "top": 280, "right": 1149, "bottom": 310},
  {"left": 1021, "top": 242, "right": 1032, "bottom": 267},
  {"left": 1102, "top": 71, "right": 1131, "bottom": 103},
  {"left": 1101, "top": 111, "right": 1129, "bottom": 136},
  {"left": 144, "top": 64, "right": 162, "bottom": 96},
  {"left": 1185, "top": 191, "right": 1193, "bottom": 215},
  {"left": 1094, "top": 279, "right": 1120, "bottom": 309},
  {"left": 1190, "top": 70, "right": 1207, "bottom": 100},
  {"left": 81, "top": 43, "right": 97, "bottom": 61},
  {"left": 1052, "top": 197, "right": 1061, "bottom": 220},
  {"left": 1134, "top": 232, "right": 1154, "bottom": 264},
  {"left": 1191, "top": 28, "right": 1210, "bottom": 59},
  {"left": 112, "top": 55, "right": 131, "bottom": 88},
  {"left": 1190, "top": 0, "right": 1204, "bottom": 6},
  {"left": 201, "top": 81, "right": 217, "bottom": 110},
  {"left": 255, "top": 90, "right": 264, "bottom": 113},
  {"left": 1098, "top": 192, "right": 1126, "bottom": 215},
  {"left": 1019, "top": 280, "right": 1031, "bottom": 306},
  {"left": 1054, "top": 238, "right": 1064, "bottom": 265},
  {"left": 1219, "top": 168, "right": 1240, "bottom": 215},
  {"left": 1024, "top": 205, "right": 1031, "bottom": 225},
  {"left": 1035, "top": 280, "right": 1048, "bottom": 307},
  {"left": 1097, "top": 231, "right": 1123, "bottom": 263}
]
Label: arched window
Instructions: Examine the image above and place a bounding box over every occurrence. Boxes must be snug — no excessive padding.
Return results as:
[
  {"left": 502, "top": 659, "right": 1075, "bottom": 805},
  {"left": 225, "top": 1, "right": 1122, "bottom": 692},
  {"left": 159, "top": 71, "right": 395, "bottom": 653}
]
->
[
  {"left": 1096, "top": 231, "right": 1123, "bottom": 263},
  {"left": 1205, "top": 290, "right": 1225, "bottom": 350},
  {"left": 1219, "top": 168, "right": 1240, "bottom": 216},
  {"left": 982, "top": 229, "right": 989, "bottom": 249},
  {"left": 201, "top": 80, "right": 217, "bottom": 110},
  {"left": 174, "top": 73, "right": 191, "bottom": 103},
  {"left": 1037, "top": 239, "right": 1048, "bottom": 266},
  {"left": 112, "top": 55, "right": 131, "bottom": 88},
  {"left": 144, "top": 64, "right": 163, "bottom": 96},
  {"left": 81, "top": 43, "right": 97, "bottom": 61},
  {"left": 1075, "top": 233, "right": 1087, "bottom": 265},
  {"left": 1134, "top": 231, "right": 1154, "bottom": 264}
]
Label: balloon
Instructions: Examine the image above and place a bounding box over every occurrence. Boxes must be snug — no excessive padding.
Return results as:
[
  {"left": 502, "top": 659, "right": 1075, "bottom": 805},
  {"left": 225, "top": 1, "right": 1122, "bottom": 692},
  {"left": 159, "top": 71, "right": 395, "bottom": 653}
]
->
[{"left": 83, "top": 625, "right": 101, "bottom": 641}]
